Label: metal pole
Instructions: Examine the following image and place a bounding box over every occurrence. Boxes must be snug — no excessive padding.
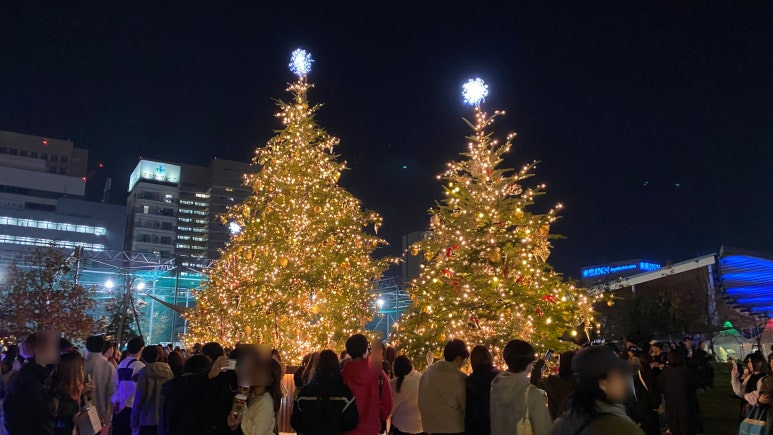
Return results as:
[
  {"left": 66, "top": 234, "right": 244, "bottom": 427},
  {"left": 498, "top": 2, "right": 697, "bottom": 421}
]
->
[{"left": 171, "top": 256, "right": 180, "bottom": 344}]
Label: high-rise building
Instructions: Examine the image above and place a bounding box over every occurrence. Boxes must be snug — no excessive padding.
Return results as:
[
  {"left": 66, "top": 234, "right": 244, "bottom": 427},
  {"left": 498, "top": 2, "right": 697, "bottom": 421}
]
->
[
  {"left": 402, "top": 230, "right": 431, "bottom": 283},
  {"left": 0, "top": 130, "right": 125, "bottom": 255},
  {"left": 125, "top": 158, "right": 255, "bottom": 264}
]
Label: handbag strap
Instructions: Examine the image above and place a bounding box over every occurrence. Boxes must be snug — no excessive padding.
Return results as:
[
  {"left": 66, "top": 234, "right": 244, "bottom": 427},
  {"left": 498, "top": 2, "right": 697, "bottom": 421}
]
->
[
  {"left": 638, "top": 370, "right": 649, "bottom": 392},
  {"left": 522, "top": 384, "right": 532, "bottom": 422}
]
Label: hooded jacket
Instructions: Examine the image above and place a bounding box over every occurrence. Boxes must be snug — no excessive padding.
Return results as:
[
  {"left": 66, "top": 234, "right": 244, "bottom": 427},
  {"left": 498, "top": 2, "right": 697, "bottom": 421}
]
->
[
  {"left": 342, "top": 358, "right": 392, "bottom": 435},
  {"left": 130, "top": 362, "right": 173, "bottom": 429},
  {"left": 490, "top": 370, "right": 551, "bottom": 435},
  {"left": 418, "top": 360, "right": 466, "bottom": 434},
  {"left": 465, "top": 368, "right": 498, "bottom": 435},
  {"left": 549, "top": 400, "right": 644, "bottom": 435}
]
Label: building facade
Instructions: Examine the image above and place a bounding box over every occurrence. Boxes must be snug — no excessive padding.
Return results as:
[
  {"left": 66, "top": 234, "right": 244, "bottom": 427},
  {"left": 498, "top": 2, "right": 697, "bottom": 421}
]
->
[
  {"left": 0, "top": 130, "right": 125, "bottom": 257},
  {"left": 125, "top": 158, "right": 255, "bottom": 263}
]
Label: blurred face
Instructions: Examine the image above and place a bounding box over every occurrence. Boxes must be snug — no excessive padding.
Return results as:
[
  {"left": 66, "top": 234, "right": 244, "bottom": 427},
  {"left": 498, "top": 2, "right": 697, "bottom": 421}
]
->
[
  {"left": 35, "top": 331, "right": 60, "bottom": 366},
  {"left": 599, "top": 369, "right": 633, "bottom": 404},
  {"left": 748, "top": 359, "right": 754, "bottom": 372}
]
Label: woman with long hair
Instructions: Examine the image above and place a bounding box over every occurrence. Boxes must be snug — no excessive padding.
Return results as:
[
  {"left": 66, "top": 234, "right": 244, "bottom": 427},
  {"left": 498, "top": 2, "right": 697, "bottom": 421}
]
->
[
  {"left": 301, "top": 352, "right": 320, "bottom": 388},
  {"left": 549, "top": 346, "right": 643, "bottom": 435},
  {"left": 732, "top": 352, "right": 767, "bottom": 408},
  {"left": 52, "top": 351, "right": 93, "bottom": 435},
  {"left": 291, "top": 349, "right": 359, "bottom": 434},
  {"left": 390, "top": 355, "right": 422, "bottom": 435},
  {"left": 465, "top": 345, "right": 498, "bottom": 434},
  {"left": 227, "top": 344, "right": 283, "bottom": 435}
]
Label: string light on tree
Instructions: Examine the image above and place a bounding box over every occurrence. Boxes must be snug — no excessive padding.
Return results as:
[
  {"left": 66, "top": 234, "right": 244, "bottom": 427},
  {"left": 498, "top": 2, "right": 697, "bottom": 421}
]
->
[
  {"left": 184, "top": 49, "right": 397, "bottom": 363},
  {"left": 395, "top": 77, "right": 597, "bottom": 367}
]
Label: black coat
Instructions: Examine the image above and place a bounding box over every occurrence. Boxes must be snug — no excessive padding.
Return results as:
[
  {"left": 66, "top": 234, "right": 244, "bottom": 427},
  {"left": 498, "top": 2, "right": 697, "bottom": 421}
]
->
[
  {"left": 628, "top": 367, "right": 661, "bottom": 435},
  {"left": 658, "top": 365, "right": 703, "bottom": 435},
  {"left": 465, "top": 368, "right": 498, "bottom": 435},
  {"left": 291, "top": 378, "right": 359, "bottom": 435},
  {"left": 158, "top": 370, "right": 209, "bottom": 434},
  {"left": 2, "top": 363, "right": 56, "bottom": 435}
]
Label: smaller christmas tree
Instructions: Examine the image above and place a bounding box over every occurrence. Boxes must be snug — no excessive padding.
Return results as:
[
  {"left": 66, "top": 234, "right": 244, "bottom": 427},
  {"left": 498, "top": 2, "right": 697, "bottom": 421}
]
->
[{"left": 395, "top": 78, "right": 595, "bottom": 365}]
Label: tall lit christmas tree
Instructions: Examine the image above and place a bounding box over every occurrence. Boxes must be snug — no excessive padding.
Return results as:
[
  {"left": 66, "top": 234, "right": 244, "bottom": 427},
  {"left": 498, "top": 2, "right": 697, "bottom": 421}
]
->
[
  {"left": 185, "top": 49, "right": 395, "bottom": 363},
  {"left": 395, "top": 78, "right": 595, "bottom": 365}
]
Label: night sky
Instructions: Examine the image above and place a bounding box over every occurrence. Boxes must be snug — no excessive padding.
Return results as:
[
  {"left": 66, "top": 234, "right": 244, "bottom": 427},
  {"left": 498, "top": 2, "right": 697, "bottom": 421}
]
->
[{"left": 2, "top": 2, "right": 772, "bottom": 278}]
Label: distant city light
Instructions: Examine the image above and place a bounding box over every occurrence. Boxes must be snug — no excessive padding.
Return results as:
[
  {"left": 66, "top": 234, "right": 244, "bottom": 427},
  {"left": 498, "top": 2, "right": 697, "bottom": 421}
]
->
[
  {"left": 462, "top": 78, "right": 488, "bottom": 106},
  {"left": 402, "top": 165, "right": 408, "bottom": 170},
  {"left": 376, "top": 298, "right": 385, "bottom": 308},
  {"left": 289, "top": 48, "right": 313, "bottom": 77},
  {"left": 104, "top": 279, "right": 114, "bottom": 289},
  {"left": 136, "top": 281, "right": 145, "bottom": 291},
  {"left": 229, "top": 222, "right": 242, "bottom": 235}
]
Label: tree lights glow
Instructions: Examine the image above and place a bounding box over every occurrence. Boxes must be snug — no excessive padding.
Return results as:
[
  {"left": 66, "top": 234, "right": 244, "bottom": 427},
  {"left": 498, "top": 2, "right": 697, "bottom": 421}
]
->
[
  {"left": 462, "top": 77, "right": 489, "bottom": 106},
  {"left": 228, "top": 221, "right": 242, "bottom": 235},
  {"left": 394, "top": 81, "right": 596, "bottom": 367},
  {"left": 289, "top": 48, "right": 313, "bottom": 77},
  {"left": 184, "top": 53, "right": 396, "bottom": 364}
]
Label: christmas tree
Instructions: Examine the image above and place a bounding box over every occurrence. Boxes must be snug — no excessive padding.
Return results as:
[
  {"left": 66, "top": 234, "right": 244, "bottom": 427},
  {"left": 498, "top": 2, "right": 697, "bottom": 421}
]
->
[
  {"left": 395, "top": 78, "right": 595, "bottom": 365},
  {"left": 185, "top": 50, "right": 395, "bottom": 363}
]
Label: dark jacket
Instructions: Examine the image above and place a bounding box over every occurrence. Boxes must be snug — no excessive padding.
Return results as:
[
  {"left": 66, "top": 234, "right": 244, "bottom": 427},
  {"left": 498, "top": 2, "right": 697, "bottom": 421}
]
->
[
  {"left": 159, "top": 370, "right": 208, "bottom": 434},
  {"left": 2, "top": 363, "right": 55, "bottom": 435},
  {"left": 131, "top": 362, "right": 173, "bottom": 429},
  {"left": 51, "top": 388, "right": 79, "bottom": 435},
  {"left": 291, "top": 377, "right": 359, "bottom": 435},
  {"left": 658, "top": 364, "right": 703, "bottom": 435},
  {"left": 530, "top": 369, "right": 576, "bottom": 421},
  {"left": 628, "top": 367, "right": 661, "bottom": 435},
  {"left": 465, "top": 368, "right": 498, "bottom": 434},
  {"left": 549, "top": 400, "right": 644, "bottom": 435},
  {"left": 201, "top": 369, "right": 238, "bottom": 434}
]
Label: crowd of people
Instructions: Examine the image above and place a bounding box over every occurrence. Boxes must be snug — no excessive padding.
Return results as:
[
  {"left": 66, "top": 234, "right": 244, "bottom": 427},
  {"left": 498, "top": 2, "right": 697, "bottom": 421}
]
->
[{"left": 0, "top": 330, "right": 723, "bottom": 435}]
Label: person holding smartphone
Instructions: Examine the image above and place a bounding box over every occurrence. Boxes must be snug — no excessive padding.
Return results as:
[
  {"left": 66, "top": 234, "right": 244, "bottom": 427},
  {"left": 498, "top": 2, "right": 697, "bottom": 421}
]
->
[{"left": 530, "top": 350, "right": 576, "bottom": 421}]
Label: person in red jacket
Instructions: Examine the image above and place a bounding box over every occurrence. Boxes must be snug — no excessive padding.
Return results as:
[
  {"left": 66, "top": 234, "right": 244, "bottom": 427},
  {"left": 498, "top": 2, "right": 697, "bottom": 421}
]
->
[{"left": 342, "top": 334, "right": 393, "bottom": 435}]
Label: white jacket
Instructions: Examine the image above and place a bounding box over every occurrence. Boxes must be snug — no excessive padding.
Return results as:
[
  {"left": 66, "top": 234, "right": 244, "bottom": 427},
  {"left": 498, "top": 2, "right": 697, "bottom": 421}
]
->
[
  {"left": 490, "top": 370, "right": 551, "bottom": 435},
  {"left": 418, "top": 360, "right": 466, "bottom": 433},
  {"left": 391, "top": 370, "right": 423, "bottom": 434}
]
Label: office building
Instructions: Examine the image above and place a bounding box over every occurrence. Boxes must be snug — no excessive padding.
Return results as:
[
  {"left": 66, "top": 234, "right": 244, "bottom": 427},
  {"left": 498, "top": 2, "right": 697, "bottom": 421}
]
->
[
  {"left": 125, "top": 158, "right": 255, "bottom": 263},
  {"left": 0, "top": 130, "right": 125, "bottom": 256}
]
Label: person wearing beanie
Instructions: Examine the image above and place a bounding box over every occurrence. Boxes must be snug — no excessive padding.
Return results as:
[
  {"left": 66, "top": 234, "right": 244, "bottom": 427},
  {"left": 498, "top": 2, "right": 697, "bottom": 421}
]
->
[{"left": 549, "top": 346, "right": 643, "bottom": 435}]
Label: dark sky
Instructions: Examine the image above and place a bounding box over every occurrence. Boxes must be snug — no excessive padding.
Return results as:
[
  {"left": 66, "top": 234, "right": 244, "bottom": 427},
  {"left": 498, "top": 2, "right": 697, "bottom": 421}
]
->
[{"left": 2, "top": 2, "right": 772, "bottom": 278}]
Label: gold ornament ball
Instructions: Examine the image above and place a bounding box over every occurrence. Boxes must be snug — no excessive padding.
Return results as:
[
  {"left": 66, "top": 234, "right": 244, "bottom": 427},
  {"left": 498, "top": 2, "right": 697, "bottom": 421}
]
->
[
  {"left": 278, "top": 257, "right": 289, "bottom": 267},
  {"left": 488, "top": 251, "right": 502, "bottom": 263},
  {"left": 244, "top": 325, "right": 252, "bottom": 335},
  {"left": 607, "top": 300, "right": 615, "bottom": 307},
  {"left": 430, "top": 214, "right": 441, "bottom": 226},
  {"left": 311, "top": 305, "right": 320, "bottom": 314},
  {"left": 410, "top": 247, "right": 419, "bottom": 256},
  {"left": 313, "top": 205, "right": 322, "bottom": 213}
]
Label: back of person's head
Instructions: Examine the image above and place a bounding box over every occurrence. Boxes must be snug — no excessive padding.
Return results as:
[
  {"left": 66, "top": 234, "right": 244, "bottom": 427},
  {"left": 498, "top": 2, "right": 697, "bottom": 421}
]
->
[
  {"left": 667, "top": 350, "right": 684, "bottom": 367},
  {"left": 558, "top": 351, "right": 576, "bottom": 379},
  {"left": 503, "top": 339, "right": 535, "bottom": 373},
  {"left": 271, "top": 349, "right": 281, "bottom": 362},
  {"left": 85, "top": 335, "right": 105, "bottom": 353},
  {"left": 339, "top": 350, "right": 349, "bottom": 361},
  {"left": 141, "top": 345, "right": 160, "bottom": 364},
  {"left": 202, "top": 342, "right": 224, "bottom": 362},
  {"left": 102, "top": 340, "right": 114, "bottom": 355},
  {"left": 156, "top": 345, "right": 168, "bottom": 363},
  {"left": 56, "top": 351, "right": 84, "bottom": 398},
  {"left": 385, "top": 346, "right": 397, "bottom": 364},
  {"left": 192, "top": 343, "right": 202, "bottom": 353},
  {"left": 638, "top": 352, "right": 653, "bottom": 367},
  {"left": 20, "top": 333, "right": 36, "bottom": 359},
  {"left": 394, "top": 355, "right": 413, "bottom": 393},
  {"left": 314, "top": 349, "right": 341, "bottom": 384},
  {"left": 183, "top": 354, "right": 212, "bottom": 374},
  {"left": 345, "top": 334, "right": 369, "bottom": 359},
  {"left": 127, "top": 336, "right": 145, "bottom": 355},
  {"left": 168, "top": 350, "right": 184, "bottom": 375},
  {"left": 2, "top": 345, "right": 19, "bottom": 373},
  {"left": 470, "top": 345, "right": 494, "bottom": 373},
  {"left": 443, "top": 339, "right": 469, "bottom": 363}
]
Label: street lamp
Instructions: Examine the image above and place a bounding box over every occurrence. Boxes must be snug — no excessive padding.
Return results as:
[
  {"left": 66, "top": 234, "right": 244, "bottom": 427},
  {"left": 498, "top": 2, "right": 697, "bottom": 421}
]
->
[{"left": 104, "top": 279, "right": 114, "bottom": 289}]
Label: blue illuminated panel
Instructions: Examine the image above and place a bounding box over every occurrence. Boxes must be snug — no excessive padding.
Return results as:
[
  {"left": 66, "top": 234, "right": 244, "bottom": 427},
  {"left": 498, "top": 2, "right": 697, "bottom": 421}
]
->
[{"left": 582, "top": 260, "right": 661, "bottom": 279}]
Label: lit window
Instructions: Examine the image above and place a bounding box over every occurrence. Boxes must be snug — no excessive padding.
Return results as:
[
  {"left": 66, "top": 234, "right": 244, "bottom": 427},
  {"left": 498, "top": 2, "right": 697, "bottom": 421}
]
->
[
  {"left": 0, "top": 216, "right": 106, "bottom": 236},
  {"left": 143, "top": 206, "right": 150, "bottom": 214},
  {"left": 195, "top": 192, "right": 210, "bottom": 199},
  {"left": 0, "top": 234, "right": 104, "bottom": 251},
  {"left": 225, "top": 187, "right": 233, "bottom": 192},
  {"left": 179, "top": 217, "right": 192, "bottom": 223}
]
